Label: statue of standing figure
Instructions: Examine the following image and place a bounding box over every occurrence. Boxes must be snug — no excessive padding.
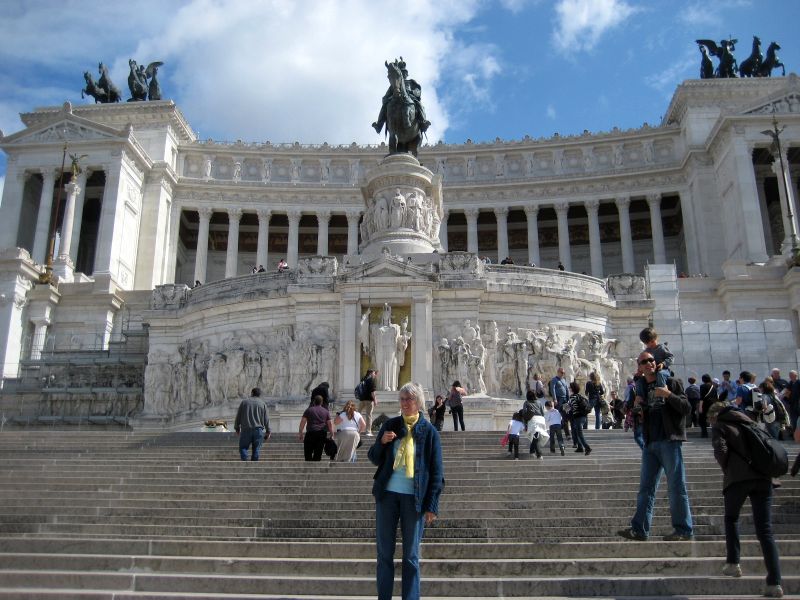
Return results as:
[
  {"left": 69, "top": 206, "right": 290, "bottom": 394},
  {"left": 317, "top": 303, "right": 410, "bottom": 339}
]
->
[{"left": 371, "top": 304, "right": 411, "bottom": 392}]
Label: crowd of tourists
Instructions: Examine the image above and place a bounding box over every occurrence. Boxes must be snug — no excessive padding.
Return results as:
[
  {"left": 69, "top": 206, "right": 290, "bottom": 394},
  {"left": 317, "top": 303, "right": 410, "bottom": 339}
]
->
[{"left": 231, "top": 323, "right": 798, "bottom": 600}]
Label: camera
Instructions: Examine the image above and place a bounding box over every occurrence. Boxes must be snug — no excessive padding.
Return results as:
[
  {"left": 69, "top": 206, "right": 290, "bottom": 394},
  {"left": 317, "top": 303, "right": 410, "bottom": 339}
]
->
[{"left": 753, "top": 400, "right": 764, "bottom": 412}]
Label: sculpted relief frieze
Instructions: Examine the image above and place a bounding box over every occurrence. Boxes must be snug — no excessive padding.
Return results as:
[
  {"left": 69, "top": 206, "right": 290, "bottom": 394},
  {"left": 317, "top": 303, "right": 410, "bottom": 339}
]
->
[
  {"left": 360, "top": 188, "right": 442, "bottom": 245},
  {"left": 433, "top": 321, "right": 623, "bottom": 400},
  {"left": 144, "top": 323, "right": 338, "bottom": 416}
]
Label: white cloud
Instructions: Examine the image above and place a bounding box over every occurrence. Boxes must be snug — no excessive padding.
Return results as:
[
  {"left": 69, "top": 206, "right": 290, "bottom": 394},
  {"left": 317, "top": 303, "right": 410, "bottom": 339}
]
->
[
  {"left": 498, "top": 0, "right": 542, "bottom": 13},
  {"left": 552, "top": 0, "right": 638, "bottom": 52},
  {"left": 546, "top": 104, "right": 556, "bottom": 119},
  {"left": 0, "top": 1, "right": 506, "bottom": 145},
  {"left": 645, "top": 51, "right": 696, "bottom": 94}
]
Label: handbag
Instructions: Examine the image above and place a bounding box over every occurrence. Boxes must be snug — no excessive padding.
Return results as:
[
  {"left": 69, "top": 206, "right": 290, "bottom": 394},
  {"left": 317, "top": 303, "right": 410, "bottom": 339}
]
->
[{"left": 500, "top": 433, "right": 510, "bottom": 447}]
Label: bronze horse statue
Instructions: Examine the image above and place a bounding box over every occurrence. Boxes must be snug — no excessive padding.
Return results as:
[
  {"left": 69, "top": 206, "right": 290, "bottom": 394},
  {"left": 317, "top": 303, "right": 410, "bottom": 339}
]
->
[
  {"left": 378, "top": 60, "right": 422, "bottom": 157},
  {"left": 82, "top": 72, "right": 108, "bottom": 103},
  {"left": 97, "top": 63, "right": 121, "bottom": 103},
  {"left": 696, "top": 39, "right": 738, "bottom": 78},
  {"left": 739, "top": 36, "right": 762, "bottom": 77},
  {"left": 758, "top": 42, "right": 785, "bottom": 77}
]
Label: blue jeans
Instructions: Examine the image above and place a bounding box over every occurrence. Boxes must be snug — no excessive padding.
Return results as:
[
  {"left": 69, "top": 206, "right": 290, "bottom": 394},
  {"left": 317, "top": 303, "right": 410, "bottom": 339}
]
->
[
  {"left": 589, "top": 399, "right": 602, "bottom": 429},
  {"left": 630, "top": 439, "right": 693, "bottom": 538},
  {"left": 633, "top": 423, "right": 645, "bottom": 450},
  {"left": 724, "top": 479, "right": 781, "bottom": 586},
  {"left": 238, "top": 427, "right": 264, "bottom": 461},
  {"left": 376, "top": 491, "right": 426, "bottom": 600},
  {"left": 572, "top": 416, "right": 590, "bottom": 451}
]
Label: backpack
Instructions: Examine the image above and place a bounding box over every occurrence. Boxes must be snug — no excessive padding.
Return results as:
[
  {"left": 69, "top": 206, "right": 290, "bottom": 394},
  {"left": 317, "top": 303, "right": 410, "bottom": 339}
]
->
[
  {"left": 354, "top": 381, "right": 365, "bottom": 401},
  {"left": 572, "top": 394, "right": 590, "bottom": 417},
  {"left": 733, "top": 420, "right": 789, "bottom": 478},
  {"left": 519, "top": 402, "right": 535, "bottom": 422}
]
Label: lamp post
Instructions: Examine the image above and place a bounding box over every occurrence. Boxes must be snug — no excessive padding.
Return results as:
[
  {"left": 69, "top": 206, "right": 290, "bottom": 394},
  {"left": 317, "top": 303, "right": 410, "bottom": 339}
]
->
[
  {"left": 40, "top": 131, "right": 68, "bottom": 284},
  {"left": 761, "top": 114, "right": 800, "bottom": 267}
]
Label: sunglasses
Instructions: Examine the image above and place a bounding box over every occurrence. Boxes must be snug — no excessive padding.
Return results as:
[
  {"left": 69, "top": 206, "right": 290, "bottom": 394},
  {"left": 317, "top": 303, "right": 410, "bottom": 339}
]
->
[{"left": 639, "top": 357, "right": 656, "bottom": 365}]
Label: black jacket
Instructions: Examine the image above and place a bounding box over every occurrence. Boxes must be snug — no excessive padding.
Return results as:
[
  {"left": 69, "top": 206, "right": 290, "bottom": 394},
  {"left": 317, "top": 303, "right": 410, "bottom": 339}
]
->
[
  {"left": 633, "top": 376, "right": 690, "bottom": 443},
  {"left": 712, "top": 406, "right": 767, "bottom": 490}
]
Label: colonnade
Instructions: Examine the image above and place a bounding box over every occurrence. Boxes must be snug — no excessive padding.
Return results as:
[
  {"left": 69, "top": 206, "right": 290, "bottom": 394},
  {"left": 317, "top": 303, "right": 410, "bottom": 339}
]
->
[
  {"left": 186, "top": 192, "right": 673, "bottom": 283},
  {"left": 190, "top": 207, "right": 362, "bottom": 284}
]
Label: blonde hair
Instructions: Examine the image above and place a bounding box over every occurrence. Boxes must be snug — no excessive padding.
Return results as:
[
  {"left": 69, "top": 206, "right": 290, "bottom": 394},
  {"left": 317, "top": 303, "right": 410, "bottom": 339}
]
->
[
  {"left": 399, "top": 381, "right": 426, "bottom": 412},
  {"left": 342, "top": 400, "right": 356, "bottom": 420}
]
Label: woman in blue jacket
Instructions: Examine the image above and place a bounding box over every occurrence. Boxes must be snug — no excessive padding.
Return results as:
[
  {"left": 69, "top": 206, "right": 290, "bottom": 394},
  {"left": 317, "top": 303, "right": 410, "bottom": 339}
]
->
[{"left": 368, "top": 381, "right": 444, "bottom": 600}]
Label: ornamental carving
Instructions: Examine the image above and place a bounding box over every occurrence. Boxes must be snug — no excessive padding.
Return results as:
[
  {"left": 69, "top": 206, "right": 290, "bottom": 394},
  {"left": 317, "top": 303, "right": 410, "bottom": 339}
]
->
[
  {"left": 607, "top": 274, "right": 647, "bottom": 298},
  {"left": 360, "top": 187, "right": 442, "bottom": 245},
  {"left": 151, "top": 283, "right": 189, "bottom": 309}
]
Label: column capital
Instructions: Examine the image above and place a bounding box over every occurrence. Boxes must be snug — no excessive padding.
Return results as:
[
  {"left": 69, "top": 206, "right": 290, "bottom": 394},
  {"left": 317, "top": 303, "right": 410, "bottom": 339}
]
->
[
  {"left": 227, "top": 207, "right": 243, "bottom": 221},
  {"left": 523, "top": 203, "right": 539, "bottom": 217},
  {"left": 463, "top": 207, "right": 480, "bottom": 219},
  {"left": 64, "top": 182, "right": 82, "bottom": 197},
  {"left": 646, "top": 192, "right": 662, "bottom": 207},
  {"left": 345, "top": 209, "right": 362, "bottom": 221},
  {"left": 256, "top": 208, "right": 272, "bottom": 221},
  {"left": 493, "top": 206, "right": 509, "bottom": 218},
  {"left": 615, "top": 195, "right": 631, "bottom": 210},
  {"left": 39, "top": 168, "right": 57, "bottom": 183},
  {"left": 287, "top": 209, "right": 302, "bottom": 223},
  {"left": 584, "top": 199, "right": 600, "bottom": 212},
  {"left": 198, "top": 207, "right": 214, "bottom": 220},
  {"left": 316, "top": 209, "right": 332, "bottom": 222},
  {"left": 554, "top": 202, "right": 569, "bottom": 215}
]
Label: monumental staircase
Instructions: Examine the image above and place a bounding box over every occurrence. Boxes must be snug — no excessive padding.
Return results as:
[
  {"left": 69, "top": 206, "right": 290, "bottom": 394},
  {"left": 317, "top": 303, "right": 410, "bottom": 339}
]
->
[{"left": 0, "top": 427, "right": 797, "bottom": 599}]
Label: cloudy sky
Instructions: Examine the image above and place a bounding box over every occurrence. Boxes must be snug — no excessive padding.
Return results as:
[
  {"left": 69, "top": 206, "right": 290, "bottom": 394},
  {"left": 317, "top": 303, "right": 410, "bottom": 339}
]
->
[{"left": 1, "top": 0, "right": 799, "bottom": 197}]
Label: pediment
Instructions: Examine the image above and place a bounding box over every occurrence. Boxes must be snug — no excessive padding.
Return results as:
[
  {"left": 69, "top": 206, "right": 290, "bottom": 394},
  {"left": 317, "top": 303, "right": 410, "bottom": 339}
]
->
[
  {"left": 342, "top": 256, "right": 436, "bottom": 282},
  {"left": 1, "top": 112, "right": 125, "bottom": 147},
  {"left": 741, "top": 77, "right": 800, "bottom": 116}
]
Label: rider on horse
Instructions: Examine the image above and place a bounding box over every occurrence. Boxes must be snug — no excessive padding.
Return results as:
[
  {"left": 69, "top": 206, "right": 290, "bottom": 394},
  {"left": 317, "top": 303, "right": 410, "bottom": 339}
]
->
[{"left": 372, "top": 59, "right": 430, "bottom": 135}]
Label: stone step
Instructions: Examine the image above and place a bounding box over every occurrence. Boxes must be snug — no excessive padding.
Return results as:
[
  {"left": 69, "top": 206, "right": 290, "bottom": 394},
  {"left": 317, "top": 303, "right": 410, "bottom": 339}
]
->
[
  {"left": 0, "top": 593, "right": 796, "bottom": 600},
  {"left": 1, "top": 552, "right": 799, "bottom": 578},
  {"left": 0, "top": 570, "right": 796, "bottom": 597}
]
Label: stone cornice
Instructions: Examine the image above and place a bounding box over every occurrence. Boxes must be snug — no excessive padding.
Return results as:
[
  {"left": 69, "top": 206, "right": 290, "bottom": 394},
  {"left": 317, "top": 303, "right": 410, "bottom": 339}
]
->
[{"left": 20, "top": 100, "right": 195, "bottom": 143}]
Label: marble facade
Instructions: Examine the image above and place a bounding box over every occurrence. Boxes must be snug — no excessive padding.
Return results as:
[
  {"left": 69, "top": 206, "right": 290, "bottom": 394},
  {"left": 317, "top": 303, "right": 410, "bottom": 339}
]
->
[{"left": 2, "top": 76, "right": 800, "bottom": 428}]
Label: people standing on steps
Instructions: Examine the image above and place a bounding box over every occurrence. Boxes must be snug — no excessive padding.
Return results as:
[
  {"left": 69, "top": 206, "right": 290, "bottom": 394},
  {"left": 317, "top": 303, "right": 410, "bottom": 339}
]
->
[
  {"left": 710, "top": 403, "right": 783, "bottom": 598},
  {"left": 298, "top": 395, "right": 334, "bottom": 461},
  {"left": 567, "top": 381, "right": 592, "bottom": 455},
  {"left": 522, "top": 389, "right": 546, "bottom": 458},
  {"left": 619, "top": 350, "right": 693, "bottom": 542},
  {"left": 368, "top": 381, "right": 444, "bottom": 600},
  {"left": 234, "top": 387, "right": 271, "bottom": 461},
  {"left": 545, "top": 400, "right": 565, "bottom": 455},
  {"left": 447, "top": 381, "right": 467, "bottom": 431},
  {"left": 428, "top": 394, "right": 446, "bottom": 431},
  {"left": 550, "top": 367, "right": 570, "bottom": 441},
  {"left": 334, "top": 400, "right": 366, "bottom": 462},
  {"left": 358, "top": 370, "right": 379, "bottom": 436},
  {"left": 584, "top": 371, "right": 605, "bottom": 430}
]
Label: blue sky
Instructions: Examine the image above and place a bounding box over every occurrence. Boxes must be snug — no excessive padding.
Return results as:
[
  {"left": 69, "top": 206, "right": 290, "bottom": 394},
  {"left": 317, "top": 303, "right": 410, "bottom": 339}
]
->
[{"left": 1, "top": 0, "right": 799, "bottom": 197}]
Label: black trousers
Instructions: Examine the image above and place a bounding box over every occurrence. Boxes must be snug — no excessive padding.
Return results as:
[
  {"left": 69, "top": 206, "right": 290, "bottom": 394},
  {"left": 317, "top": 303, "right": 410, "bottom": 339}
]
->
[
  {"left": 304, "top": 430, "right": 327, "bottom": 461},
  {"left": 451, "top": 406, "right": 465, "bottom": 431},
  {"left": 508, "top": 434, "right": 519, "bottom": 458}
]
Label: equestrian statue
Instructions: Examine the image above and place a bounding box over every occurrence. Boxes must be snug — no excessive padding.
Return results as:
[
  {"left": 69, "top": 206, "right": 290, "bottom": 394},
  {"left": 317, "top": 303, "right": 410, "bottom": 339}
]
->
[
  {"left": 372, "top": 57, "right": 430, "bottom": 157},
  {"left": 696, "top": 35, "right": 786, "bottom": 79}
]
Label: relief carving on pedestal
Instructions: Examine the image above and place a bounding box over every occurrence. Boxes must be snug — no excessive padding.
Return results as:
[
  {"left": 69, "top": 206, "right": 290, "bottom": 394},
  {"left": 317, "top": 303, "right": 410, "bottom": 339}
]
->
[
  {"left": 144, "top": 324, "right": 338, "bottom": 416},
  {"left": 433, "top": 321, "right": 624, "bottom": 399},
  {"left": 360, "top": 186, "right": 442, "bottom": 245}
]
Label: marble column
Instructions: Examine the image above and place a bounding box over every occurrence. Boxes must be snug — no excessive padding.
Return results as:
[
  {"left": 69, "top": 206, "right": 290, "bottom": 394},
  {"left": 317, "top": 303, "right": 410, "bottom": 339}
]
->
[
  {"left": 57, "top": 182, "right": 81, "bottom": 260},
  {"left": 286, "top": 209, "right": 302, "bottom": 267},
  {"left": 411, "top": 291, "right": 433, "bottom": 391},
  {"left": 69, "top": 171, "right": 89, "bottom": 264},
  {"left": 616, "top": 196, "right": 635, "bottom": 273},
  {"left": 339, "top": 294, "right": 360, "bottom": 392},
  {"left": 256, "top": 209, "right": 271, "bottom": 269},
  {"left": 346, "top": 210, "right": 360, "bottom": 255},
  {"left": 32, "top": 169, "right": 56, "bottom": 264},
  {"left": 465, "top": 207, "right": 479, "bottom": 254},
  {"left": 647, "top": 193, "right": 667, "bottom": 264},
  {"left": 439, "top": 209, "right": 449, "bottom": 252},
  {"left": 0, "top": 167, "right": 30, "bottom": 253},
  {"left": 732, "top": 138, "right": 768, "bottom": 263},
  {"left": 494, "top": 206, "right": 509, "bottom": 263},
  {"left": 165, "top": 202, "right": 181, "bottom": 284},
  {"left": 316, "top": 210, "right": 331, "bottom": 256},
  {"left": 554, "top": 203, "right": 572, "bottom": 271},
  {"left": 585, "top": 199, "right": 603, "bottom": 277},
  {"left": 524, "top": 204, "right": 540, "bottom": 266},
  {"left": 756, "top": 176, "right": 776, "bottom": 255},
  {"left": 225, "top": 207, "right": 242, "bottom": 278},
  {"left": 193, "top": 207, "right": 212, "bottom": 285},
  {"left": 772, "top": 155, "right": 799, "bottom": 254},
  {"left": 30, "top": 318, "right": 50, "bottom": 361},
  {"left": 678, "top": 189, "right": 702, "bottom": 275}
]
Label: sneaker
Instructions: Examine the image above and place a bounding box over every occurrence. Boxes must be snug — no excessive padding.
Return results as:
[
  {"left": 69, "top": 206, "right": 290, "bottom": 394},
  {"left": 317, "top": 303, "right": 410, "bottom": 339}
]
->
[
  {"left": 764, "top": 584, "right": 784, "bottom": 598},
  {"left": 722, "top": 563, "right": 742, "bottom": 577},
  {"left": 537, "top": 455, "right": 544, "bottom": 460},
  {"left": 617, "top": 528, "right": 648, "bottom": 541},
  {"left": 663, "top": 531, "right": 694, "bottom": 542},
  {"left": 366, "top": 433, "right": 374, "bottom": 437},
  {"left": 574, "top": 448, "right": 584, "bottom": 453},
  {"left": 560, "top": 447, "right": 565, "bottom": 456},
  {"left": 584, "top": 448, "right": 592, "bottom": 456},
  {"left": 514, "top": 458, "right": 519, "bottom": 461}
]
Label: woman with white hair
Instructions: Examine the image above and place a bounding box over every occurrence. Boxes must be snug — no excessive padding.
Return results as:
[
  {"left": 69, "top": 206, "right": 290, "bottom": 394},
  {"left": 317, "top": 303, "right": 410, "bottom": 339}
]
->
[{"left": 368, "top": 382, "right": 444, "bottom": 600}]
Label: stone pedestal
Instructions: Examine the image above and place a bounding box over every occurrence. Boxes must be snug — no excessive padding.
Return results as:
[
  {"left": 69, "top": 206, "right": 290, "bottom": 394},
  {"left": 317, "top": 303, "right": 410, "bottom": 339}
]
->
[{"left": 359, "top": 154, "right": 443, "bottom": 256}]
